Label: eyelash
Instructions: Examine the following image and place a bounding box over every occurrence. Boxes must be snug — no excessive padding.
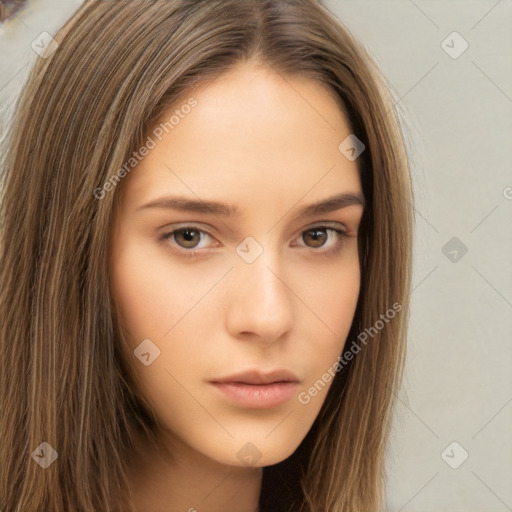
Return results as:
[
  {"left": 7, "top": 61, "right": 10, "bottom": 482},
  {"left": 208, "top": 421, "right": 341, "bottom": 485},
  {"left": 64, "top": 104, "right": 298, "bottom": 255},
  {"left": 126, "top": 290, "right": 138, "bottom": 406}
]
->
[{"left": 160, "top": 223, "right": 348, "bottom": 260}]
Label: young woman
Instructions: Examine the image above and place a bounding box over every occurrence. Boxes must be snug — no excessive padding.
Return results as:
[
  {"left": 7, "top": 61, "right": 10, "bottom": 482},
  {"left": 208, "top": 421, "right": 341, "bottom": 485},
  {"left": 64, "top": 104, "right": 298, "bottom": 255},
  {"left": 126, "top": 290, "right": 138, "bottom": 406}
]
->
[{"left": 0, "top": 1, "right": 413, "bottom": 511}]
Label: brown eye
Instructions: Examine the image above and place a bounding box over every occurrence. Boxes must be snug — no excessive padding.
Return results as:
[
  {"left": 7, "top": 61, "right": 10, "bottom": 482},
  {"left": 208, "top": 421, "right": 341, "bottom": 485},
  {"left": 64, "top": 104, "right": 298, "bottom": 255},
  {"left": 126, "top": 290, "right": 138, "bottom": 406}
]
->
[
  {"left": 160, "top": 226, "right": 217, "bottom": 260},
  {"left": 295, "top": 225, "right": 347, "bottom": 256},
  {"left": 302, "top": 228, "right": 328, "bottom": 248},
  {"left": 172, "top": 228, "right": 202, "bottom": 249}
]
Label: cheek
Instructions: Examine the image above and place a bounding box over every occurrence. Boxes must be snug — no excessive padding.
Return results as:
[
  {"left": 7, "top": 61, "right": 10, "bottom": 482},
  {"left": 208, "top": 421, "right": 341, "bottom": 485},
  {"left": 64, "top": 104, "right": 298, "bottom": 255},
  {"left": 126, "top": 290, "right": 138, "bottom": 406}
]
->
[
  {"left": 110, "top": 240, "right": 197, "bottom": 346},
  {"left": 304, "top": 253, "right": 361, "bottom": 331},
  {"left": 110, "top": 243, "right": 209, "bottom": 425},
  {"left": 299, "top": 257, "right": 361, "bottom": 371}
]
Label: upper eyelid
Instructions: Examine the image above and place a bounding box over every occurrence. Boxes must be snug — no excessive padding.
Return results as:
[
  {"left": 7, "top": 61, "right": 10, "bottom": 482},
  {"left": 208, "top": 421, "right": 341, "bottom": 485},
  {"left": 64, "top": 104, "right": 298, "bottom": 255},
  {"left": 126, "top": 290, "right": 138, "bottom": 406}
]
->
[
  {"left": 163, "top": 222, "right": 349, "bottom": 248},
  {"left": 165, "top": 221, "right": 348, "bottom": 237}
]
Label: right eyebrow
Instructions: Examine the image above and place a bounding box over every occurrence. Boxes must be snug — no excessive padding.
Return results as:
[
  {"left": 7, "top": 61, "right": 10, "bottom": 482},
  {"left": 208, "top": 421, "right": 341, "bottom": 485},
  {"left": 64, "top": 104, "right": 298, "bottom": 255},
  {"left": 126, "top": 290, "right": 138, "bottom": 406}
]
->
[{"left": 136, "top": 196, "right": 239, "bottom": 216}]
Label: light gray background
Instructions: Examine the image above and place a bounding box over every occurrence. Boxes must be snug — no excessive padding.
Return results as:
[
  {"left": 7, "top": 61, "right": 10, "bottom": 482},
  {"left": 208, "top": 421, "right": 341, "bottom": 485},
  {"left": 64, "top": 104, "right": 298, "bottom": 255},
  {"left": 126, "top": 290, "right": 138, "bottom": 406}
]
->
[{"left": 1, "top": 1, "right": 511, "bottom": 511}]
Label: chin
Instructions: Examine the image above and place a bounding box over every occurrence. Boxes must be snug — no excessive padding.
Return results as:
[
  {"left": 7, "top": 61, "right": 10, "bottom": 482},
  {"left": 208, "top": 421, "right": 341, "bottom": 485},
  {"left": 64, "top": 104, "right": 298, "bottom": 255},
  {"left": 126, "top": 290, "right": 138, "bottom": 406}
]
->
[{"left": 207, "top": 434, "right": 303, "bottom": 469}]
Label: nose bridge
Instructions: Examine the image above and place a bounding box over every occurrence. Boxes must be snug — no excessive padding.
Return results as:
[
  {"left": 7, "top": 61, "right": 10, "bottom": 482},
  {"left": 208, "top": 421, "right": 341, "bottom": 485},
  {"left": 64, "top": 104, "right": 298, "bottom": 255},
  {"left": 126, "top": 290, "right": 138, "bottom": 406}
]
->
[{"left": 227, "top": 236, "right": 294, "bottom": 340}]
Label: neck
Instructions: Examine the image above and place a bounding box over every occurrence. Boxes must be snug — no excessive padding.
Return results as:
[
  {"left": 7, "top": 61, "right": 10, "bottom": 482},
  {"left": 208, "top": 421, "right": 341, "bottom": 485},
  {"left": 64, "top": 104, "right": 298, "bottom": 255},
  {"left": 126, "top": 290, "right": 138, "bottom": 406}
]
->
[{"left": 125, "top": 429, "right": 263, "bottom": 512}]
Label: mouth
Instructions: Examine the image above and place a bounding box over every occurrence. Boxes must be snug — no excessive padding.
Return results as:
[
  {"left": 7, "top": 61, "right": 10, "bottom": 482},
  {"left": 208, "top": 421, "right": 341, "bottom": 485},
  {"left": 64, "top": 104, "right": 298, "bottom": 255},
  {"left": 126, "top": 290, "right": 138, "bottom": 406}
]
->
[{"left": 209, "top": 369, "right": 300, "bottom": 409}]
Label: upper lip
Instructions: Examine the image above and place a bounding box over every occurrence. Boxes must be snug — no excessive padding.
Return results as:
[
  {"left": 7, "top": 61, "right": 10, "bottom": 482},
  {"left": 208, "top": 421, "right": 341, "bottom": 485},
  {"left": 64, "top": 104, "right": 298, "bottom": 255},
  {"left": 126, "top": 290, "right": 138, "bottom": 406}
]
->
[{"left": 210, "top": 369, "right": 300, "bottom": 385}]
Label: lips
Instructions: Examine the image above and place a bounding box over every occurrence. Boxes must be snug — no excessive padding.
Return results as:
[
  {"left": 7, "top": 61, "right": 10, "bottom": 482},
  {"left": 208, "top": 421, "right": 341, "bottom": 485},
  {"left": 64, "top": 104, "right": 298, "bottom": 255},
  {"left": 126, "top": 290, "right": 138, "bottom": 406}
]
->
[
  {"left": 209, "top": 369, "right": 300, "bottom": 409},
  {"left": 209, "top": 369, "right": 300, "bottom": 385}
]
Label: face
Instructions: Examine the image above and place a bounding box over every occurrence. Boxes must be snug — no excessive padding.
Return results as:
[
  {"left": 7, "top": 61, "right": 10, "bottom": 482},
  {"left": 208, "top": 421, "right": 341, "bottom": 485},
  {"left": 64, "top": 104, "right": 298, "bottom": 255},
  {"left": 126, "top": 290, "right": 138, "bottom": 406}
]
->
[{"left": 110, "top": 60, "right": 364, "bottom": 469}]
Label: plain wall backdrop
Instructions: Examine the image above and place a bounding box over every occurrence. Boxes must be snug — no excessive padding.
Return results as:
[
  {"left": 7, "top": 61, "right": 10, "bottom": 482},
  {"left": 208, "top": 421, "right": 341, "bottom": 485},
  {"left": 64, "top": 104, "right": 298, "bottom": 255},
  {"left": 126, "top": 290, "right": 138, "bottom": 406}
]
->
[{"left": 1, "top": 1, "right": 511, "bottom": 511}]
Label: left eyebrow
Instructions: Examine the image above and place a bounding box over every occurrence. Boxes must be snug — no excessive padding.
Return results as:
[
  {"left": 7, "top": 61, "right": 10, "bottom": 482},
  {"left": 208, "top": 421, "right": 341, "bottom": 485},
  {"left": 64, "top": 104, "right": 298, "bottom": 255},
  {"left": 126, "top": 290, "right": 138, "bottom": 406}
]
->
[
  {"left": 136, "top": 191, "right": 365, "bottom": 217},
  {"left": 294, "top": 192, "right": 365, "bottom": 218}
]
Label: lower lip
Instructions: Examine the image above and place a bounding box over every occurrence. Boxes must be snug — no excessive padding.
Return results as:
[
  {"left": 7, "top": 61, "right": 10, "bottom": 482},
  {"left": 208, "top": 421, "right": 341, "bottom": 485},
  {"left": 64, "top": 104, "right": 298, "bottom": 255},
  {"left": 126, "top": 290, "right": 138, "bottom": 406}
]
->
[{"left": 210, "top": 381, "right": 299, "bottom": 409}]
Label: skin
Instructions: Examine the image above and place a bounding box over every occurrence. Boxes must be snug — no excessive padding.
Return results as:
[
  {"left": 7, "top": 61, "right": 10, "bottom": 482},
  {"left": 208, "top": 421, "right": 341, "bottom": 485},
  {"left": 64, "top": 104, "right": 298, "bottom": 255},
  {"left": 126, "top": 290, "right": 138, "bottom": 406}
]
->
[{"left": 110, "top": 59, "right": 364, "bottom": 512}]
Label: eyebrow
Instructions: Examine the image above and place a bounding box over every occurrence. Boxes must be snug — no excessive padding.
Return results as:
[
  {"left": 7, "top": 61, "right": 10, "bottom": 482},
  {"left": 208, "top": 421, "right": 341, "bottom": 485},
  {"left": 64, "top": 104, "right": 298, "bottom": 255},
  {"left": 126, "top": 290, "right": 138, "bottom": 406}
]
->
[{"left": 136, "top": 191, "right": 365, "bottom": 218}]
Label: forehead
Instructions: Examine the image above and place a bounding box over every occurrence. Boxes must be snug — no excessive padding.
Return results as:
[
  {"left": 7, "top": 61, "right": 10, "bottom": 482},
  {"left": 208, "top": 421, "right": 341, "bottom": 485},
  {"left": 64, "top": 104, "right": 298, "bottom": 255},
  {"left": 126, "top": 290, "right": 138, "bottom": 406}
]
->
[{"left": 119, "top": 61, "right": 362, "bottom": 211}]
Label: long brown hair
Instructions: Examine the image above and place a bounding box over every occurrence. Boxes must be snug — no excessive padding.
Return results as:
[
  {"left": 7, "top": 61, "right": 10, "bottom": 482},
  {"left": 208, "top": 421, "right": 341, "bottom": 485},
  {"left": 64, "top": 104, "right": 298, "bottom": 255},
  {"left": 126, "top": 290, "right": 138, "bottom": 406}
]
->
[{"left": 0, "top": 1, "right": 413, "bottom": 510}]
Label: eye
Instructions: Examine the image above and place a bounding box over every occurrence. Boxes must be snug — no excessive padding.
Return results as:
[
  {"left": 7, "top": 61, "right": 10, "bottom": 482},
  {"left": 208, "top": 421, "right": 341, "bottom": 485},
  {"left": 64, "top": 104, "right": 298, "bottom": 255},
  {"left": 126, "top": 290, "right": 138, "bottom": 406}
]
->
[
  {"left": 160, "top": 222, "right": 348, "bottom": 259},
  {"left": 294, "top": 223, "right": 348, "bottom": 255},
  {"left": 161, "top": 227, "right": 214, "bottom": 253}
]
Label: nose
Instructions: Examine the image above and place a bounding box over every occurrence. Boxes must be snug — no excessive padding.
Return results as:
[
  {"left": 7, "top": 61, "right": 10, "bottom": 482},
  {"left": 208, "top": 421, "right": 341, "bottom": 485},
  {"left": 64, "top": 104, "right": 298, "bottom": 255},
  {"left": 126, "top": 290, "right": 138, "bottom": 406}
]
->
[{"left": 225, "top": 252, "right": 294, "bottom": 344}]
